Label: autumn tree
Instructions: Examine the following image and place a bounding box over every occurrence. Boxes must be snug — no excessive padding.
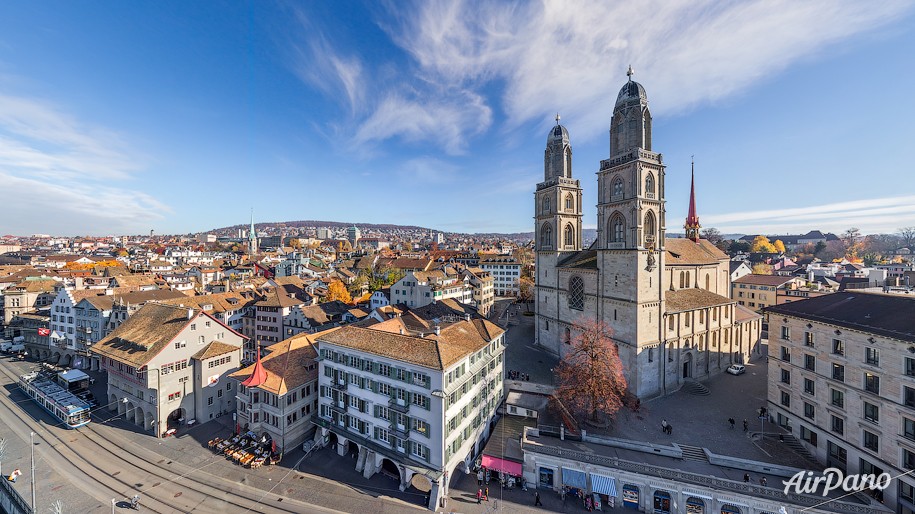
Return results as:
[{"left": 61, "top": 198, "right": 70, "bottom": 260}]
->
[
  {"left": 773, "top": 239, "right": 786, "bottom": 254},
  {"left": 751, "top": 263, "right": 773, "bottom": 275},
  {"left": 554, "top": 319, "right": 629, "bottom": 427},
  {"left": 517, "top": 276, "right": 534, "bottom": 312},
  {"left": 288, "top": 238, "right": 301, "bottom": 249},
  {"left": 326, "top": 280, "right": 352, "bottom": 304},
  {"left": 750, "top": 236, "right": 777, "bottom": 254}
]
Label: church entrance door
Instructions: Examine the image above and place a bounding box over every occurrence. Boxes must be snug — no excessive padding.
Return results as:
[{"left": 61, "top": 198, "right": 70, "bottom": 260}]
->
[{"left": 682, "top": 354, "right": 692, "bottom": 379}]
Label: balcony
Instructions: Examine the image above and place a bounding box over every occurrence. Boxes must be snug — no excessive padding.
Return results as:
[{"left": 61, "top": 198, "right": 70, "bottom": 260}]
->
[
  {"left": 388, "top": 397, "right": 410, "bottom": 413},
  {"left": 390, "top": 421, "right": 409, "bottom": 440},
  {"left": 329, "top": 400, "right": 349, "bottom": 415},
  {"left": 331, "top": 378, "right": 348, "bottom": 391}
]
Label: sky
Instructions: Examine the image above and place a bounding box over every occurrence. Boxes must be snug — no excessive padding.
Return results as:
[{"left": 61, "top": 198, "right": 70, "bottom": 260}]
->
[{"left": 0, "top": 1, "right": 914, "bottom": 237}]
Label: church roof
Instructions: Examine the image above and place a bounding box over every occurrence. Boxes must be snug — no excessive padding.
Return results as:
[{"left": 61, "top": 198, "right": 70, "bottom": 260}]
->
[
  {"left": 616, "top": 67, "right": 648, "bottom": 107},
  {"left": 665, "top": 288, "right": 732, "bottom": 313},
  {"left": 557, "top": 250, "right": 597, "bottom": 269},
  {"left": 665, "top": 238, "right": 727, "bottom": 266}
]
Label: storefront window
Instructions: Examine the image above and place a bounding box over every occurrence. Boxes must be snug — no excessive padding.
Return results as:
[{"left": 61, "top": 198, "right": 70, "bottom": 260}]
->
[
  {"left": 686, "top": 497, "right": 705, "bottom": 514},
  {"left": 538, "top": 467, "right": 554, "bottom": 487},
  {"left": 653, "top": 491, "right": 671, "bottom": 513},
  {"left": 622, "top": 485, "right": 639, "bottom": 509}
]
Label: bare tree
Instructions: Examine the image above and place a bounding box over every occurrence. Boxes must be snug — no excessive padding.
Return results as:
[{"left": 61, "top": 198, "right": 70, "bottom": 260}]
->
[
  {"left": 898, "top": 227, "right": 915, "bottom": 249},
  {"left": 555, "top": 319, "right": 629, "bottom": 426},
  {"left": 700, "top": 227, "right": 723, "bottom": 245}
]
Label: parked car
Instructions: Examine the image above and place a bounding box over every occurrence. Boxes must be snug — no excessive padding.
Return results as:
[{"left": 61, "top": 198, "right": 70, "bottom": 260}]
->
[{"left": 726, "top": 364, "right": 746, "bottom": 375}]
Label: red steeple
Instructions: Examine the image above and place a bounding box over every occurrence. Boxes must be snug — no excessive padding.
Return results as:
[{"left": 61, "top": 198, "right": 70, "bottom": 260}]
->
[
  {"left": 241, "top": 348, "right": 268, "bottom": 388},
  {"left": 684, "top": 158, "right": 701, "bottom": 242}
]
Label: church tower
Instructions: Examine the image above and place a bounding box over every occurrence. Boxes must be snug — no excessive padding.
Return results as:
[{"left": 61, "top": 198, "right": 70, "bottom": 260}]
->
[
  {"left": 534, "top": 115, "right": 583, "bottom": 346},
  {"left": 595, "top": 67, "right": 667, "bottom": 392},
  {"left": 248, "top": 209, "right": 258, "bottom": 257}
]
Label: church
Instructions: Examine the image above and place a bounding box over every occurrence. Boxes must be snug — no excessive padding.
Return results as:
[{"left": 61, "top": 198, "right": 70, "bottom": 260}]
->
[{"left": 534, "top": 69, "right": 762, "bottom": 399}]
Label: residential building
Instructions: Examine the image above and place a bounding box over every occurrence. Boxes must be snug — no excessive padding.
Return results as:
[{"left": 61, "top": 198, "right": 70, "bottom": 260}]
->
[
  {"left": 390, "top": 270, "right": 470, "bottom": 309},
  {"left": 479, "top": 255, "right": 521, "bottom": 297},
  {"left": 369, "top": 288, "right": 391, "bottom": 311},
  {"left": 230, "top": 330, "right": 324, "bottom": 453},
  {"left": 3, "top": 278, "right": 59, "bottom": 325},
  {"left": 534, "top": 72, "right": 762, "bottom": 398},
  {"left": 766, "top": 292, "right": 915, "bottom": 511},
  {"left": 313, "top": 318, "right": 505, "bottom": 510},
  {"left": 731, "top": 275, "right": 805, "bottom": 311},
  {"left": 729, "top": 261, "right": 752, "bottom": 282},
  {"left": 4, "top": 310, "right": 50, "bottom": 361},
  {"left": 461, "top": 267, "right": 494, "bottom": 317},
  {"left": 92, "top": 303, "right": 245, "bottom": 437}
]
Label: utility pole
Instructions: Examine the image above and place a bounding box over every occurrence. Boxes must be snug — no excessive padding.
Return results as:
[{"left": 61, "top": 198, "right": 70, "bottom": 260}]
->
[{"left": 30, "top": 431, "right": 36, "bottom": 511}]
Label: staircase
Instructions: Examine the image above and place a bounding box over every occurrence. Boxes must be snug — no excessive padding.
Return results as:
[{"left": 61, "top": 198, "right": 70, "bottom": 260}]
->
[
  {"left": 781, "top": 433, "right": 816, "bottom": 463},
  {"left": 681, "top": 379, "right": 710, "bottom": 396},
  {"left": 679, "top": 444, "right": 709, "bottom": 462}
]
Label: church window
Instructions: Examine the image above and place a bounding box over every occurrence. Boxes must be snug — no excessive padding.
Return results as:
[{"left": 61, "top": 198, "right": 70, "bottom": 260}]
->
[
  {"left": 609, "top": 213, "right": 625, "bottom": 243},
  {"left": 545, "top": 320, "right": 549, "bottom": 331},
  {"left": 713, "top": 308, "right": 718, "bottom": 321},
  {"left": 542, "top": 197, "right": 551, "bottom": 214},
  {"left": 679, "top": 271, "right": 685, "bottom": 289},
  {"left": 685, "top": 313, "right": 690, "bottom": 327},
  {"left": 644, "top": 211, "right": 656, "bottom": 247},
  {"left": 668, "top": 316, "right": 674, "bottom": 331},
  {"left": 648, "top": 348, "right": 653, "bottom": 362},
  {"left": 686, "top": 271, "right": 691, "bottom": 287},
  {"left": 564, "top": 149, "right": 572, "bottom": 178},
  {"left": 712, "top": 332, "right": 718, "bottom": 347},
  {"left": 563, "top": 327, "right": 571, "bottom": 344},
  {"left": 568, "top": 276, "right": 584, "bottom": 311},
  {"left": 705, "top": 274, "right": 710, "bottom": 291},
  {"left": 612, "top": 178, "right": 624, "bottom": 198},
  {"left": 614, "top": 309, "right": 617, "bottom": 321},
  {"left": 540, "top": 223, "right": 552, "bottom": 249},
  {"left": 699, "top": 336, "right": 704, "bottom": 351},
  {"left": 565, "top": 193, "right": 574, "bottom": 211},
  {"left": 645, "top": 173, "right": 655, "bottom": 196},
  {"left": 699, "top": 310, "right": 705, "bottom": 323},
  {"left": 564, "top": 225, "right": 574, "bottom": 247},
  {"left": 668, "top": 343, "right": 674, "bottom": 362}
]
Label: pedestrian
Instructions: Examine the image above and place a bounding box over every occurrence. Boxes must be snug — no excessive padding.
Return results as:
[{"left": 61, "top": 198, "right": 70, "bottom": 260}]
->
[
  {"left": 760, "top": 476, "right": 767, "bottom": 487},
  {"left": 729, "top": 418, "right": 735, "bottom": 429},
  {"left": 484, "top": 486, "right": 489, "bottom": 501},
  {"left": 477, "top": 488, "right": 483, "bottom": 504},
  {"left": 743, "top": 419, "right": 749, "bottom": 432},
  {"left": 477, "top": 469, "right": 483, "bottom": 486},
  {"left": 667, "top": 423, "right": 673, "bottom": 435},
  {"left": 661, "top": 419, "right": 668, "bottom": 433},
  {"left": 744, "top": 473, "right": 750, "bottom": 483},
  {"left": 535, "top": 491, "right": 543, "bottom": 506},
  {"left": 7, "top": 469, "right": 21, "bottom": 483}
]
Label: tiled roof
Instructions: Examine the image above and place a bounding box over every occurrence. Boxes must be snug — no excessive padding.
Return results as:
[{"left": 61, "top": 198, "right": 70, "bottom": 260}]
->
[
  {"left": 9, "top": 279, "right": 58, "bottom": 293},
  {"left": 229, "top": 330, "right": 327, "bottom": 395},
  {"left": 81, "top": 288, "right": 186, "bottom": 310},
  {"left": 91, "top": 303, "right": 197, "bottom": 367},
  {"left": 317, "top": 318, "right": 504, "bottom": 371},
  {"left": 160, "top": 291, "right": 255, "bottom": 314},
  {"left": 665, "top": 288, "right": 732, "bottom": 313},
  {"left": 192, "top": 341, "right": 240, "bottom": 361},
  {"left": 734, "top": 304, "right": 761, "bottom": 322},
  {"left": 733, "top": 275, "right": 799, "bottom": 287},
  {"left": 765, "top": 291, "right": 915, "bottom": 343},
  {"left": 665, "top": 238, "right": 727, "bottom": 266}
]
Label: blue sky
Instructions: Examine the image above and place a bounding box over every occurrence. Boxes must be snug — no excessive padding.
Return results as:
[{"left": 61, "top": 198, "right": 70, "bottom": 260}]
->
[{"left": 1, "top": 1, "right": 914, "bottom": 237}]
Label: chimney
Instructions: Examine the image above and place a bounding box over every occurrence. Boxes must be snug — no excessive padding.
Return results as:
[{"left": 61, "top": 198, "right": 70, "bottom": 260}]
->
[
  {"left": 464, "top": 313, "right": 471, "bottom": 322},
  {"left": 187, "top": 308, "right": 194, "bottom": 320},
  {"left": 399, "top": 327, "right": 404, "bottom": 335},
  {"left": 434, "top": 325, "right": 440, "bottom": 336}
]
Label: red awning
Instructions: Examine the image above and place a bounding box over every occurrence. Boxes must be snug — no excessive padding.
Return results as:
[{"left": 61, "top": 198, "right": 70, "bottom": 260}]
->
[{"left": 481, "top": 455, "right": 522, "bottom": 476}]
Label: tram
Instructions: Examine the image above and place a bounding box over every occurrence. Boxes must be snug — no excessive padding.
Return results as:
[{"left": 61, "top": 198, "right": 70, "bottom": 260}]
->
[{"left": 19, "top": 371, "right": 91, "bottom": 428}]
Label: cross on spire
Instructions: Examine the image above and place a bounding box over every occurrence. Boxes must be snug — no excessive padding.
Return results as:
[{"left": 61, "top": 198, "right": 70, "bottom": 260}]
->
[
  {"left": 627, "top": 65, "right": 634, "bottom": 81},
  {"left": 555, "top": 113, "right": 561, "bottom": 125}
]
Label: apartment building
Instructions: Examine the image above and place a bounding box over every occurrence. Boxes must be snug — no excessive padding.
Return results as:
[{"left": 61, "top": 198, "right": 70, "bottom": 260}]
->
[
  {"left": 2, "top": 278, "right": 58, "bottom": 325},
  {"left": 767, "top": 292, "right": 915, "bottom": 512},
  {"left": 230, "top": 330, "right": 324, "bottom": 452},
  {"left": 390, "top": 270, "right": 471, "bottom": 309},
  {"left": 92, "top": 303, "right": 245, "bottom": 437},
  {"left": 731, "top": 275, "right": 804, "bottom": 311},
  {"left": 461, "top": 267, "right": 494, "bottom": 317},
  {"left": 313, "top": 318, "right": 505, "bottom": 510},
  {"left": 479, "top": 255, "right": 521, "bottom": 297}
]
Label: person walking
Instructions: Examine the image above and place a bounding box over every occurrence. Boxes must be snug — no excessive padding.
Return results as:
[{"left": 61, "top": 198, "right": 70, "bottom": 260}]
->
[
  {"left": 535, "top": 491, "right": 543, "bottom": 506},
  {"left": 743, "top": 419, "right": 749, "bottom": 432},
  {"left": 661, "top": 419, "right": 669, "bottom": 433},
  {"left": 667, "top": 423, "right": 673, "bottom": 435},
  {"left": 760, "top": 476, "right": 768, "bottom": 487},
  {"left": 477, "top": 469, "right": 484, "bottom": 487},
  {"left": 477, "top": 488, "right": 483, "bottom": 504},
  {"left": 484, "top": 486, "right": 489, "bottom": 501},
  {"left": 744, "top": 473, "right": 750, "bottom": 483},
  {"left": 728, "top": 418, "right": 735, "bottom": 429}
]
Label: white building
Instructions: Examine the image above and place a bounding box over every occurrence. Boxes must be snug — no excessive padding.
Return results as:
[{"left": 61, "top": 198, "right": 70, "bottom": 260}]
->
[
  {"left": 767, "top": 292, "right": 915, "bottom": 512},
  {"left": 479, "top": 255, "right": 521, "bottom": 297},
  {"left": 92, "top": 303, "right": 246, "bottom": 437},
  {"left": 390, "top": 270, "right": 471, "bottom": 309},
  {"left": 313, "top": 317, "right": 505, "bottom": 510}
]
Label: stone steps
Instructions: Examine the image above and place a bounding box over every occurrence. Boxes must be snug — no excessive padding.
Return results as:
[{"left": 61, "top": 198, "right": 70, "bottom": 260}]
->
[
  {"left": 679, "top": 444, "right": 709, "bottom": 462},
  {"left": 681, "top": 379, "right": 711, "bottom": 396}
]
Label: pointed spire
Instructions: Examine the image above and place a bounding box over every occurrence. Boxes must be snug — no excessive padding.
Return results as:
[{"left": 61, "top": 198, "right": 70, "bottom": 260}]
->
[
  {"left": 685, "top": 157, "right": 701, "bottom": 243},
  {"left": 555, "top": 113, "right": 561, "bottom": 125},
  {"left": 627, "top": 65, "right": 634, "bottom": 82},
  {"left": 241, "top": 348, "right": 268, "bottom": 387}
]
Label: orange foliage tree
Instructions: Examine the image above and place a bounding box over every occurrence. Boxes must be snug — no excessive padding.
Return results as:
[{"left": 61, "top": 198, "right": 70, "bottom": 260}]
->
[
  {"left": 326, "top": 280, "right": 353, "bottom": 304},
  {"left": 555, "top": 318, "right": 629, "bottom": 426}
]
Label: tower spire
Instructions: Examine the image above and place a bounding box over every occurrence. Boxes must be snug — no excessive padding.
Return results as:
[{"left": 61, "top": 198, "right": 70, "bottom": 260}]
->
[
  {"left": 627, "top": 65, "right": 633, "bottom": 82},
  {"left": 684, "top": 157, "right": 701, "bottom": 243},
  {"left": 248, "top": 208, "right": 257, "bottom": 257}
]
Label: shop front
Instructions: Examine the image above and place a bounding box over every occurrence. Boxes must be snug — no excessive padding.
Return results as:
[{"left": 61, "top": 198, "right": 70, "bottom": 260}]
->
[
  {"left": 685, "top": 496, "right": 705, "bottom": 514},
  {"left": 561, "top": 467, "right": 587, "bottom": 501},
  {"left": 653, "top": 490, "right": 672, "bottom": 514},
  {"left": 589, "top": 472, "right": 618, "bottom": 511},
  {"left": 720, "top": 504, "right": 743, "bottom": 514},
  {"left": 622, "top": 484, "right": 640, "bottom": 509}
]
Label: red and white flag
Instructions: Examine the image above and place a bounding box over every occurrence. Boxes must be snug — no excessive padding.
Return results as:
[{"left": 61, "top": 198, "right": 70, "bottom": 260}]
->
[{"left": 38, "top": 328, "right": 51, "bottom": 336}]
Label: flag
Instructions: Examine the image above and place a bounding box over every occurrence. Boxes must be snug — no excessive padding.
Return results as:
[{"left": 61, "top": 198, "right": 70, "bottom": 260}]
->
[{"left": 38, "top": 328, "right": 50, "bottom": 336}]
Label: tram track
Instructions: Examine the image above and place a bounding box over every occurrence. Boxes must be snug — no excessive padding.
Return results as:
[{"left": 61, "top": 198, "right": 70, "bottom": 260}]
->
[{"left": 0, "top": 360, "right": 329, "bottom": 514}]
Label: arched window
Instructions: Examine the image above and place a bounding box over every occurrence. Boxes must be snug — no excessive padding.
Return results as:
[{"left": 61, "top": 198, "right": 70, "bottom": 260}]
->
[
  {"left": 705, "top": 274, "right": 710, "bottom": 291},
  {"left": 564, "top": 225, "right": 574, "bottom": 247},
  {"left": 612, "top": 178, "right": 624, "bottom": 197},
  {"left": 542, "top": 197, "right": 551, "bottom": 214},
  {"left": 540, "top": 223, "right": 552, "bottom": 249},
  {"left": 686, "top": 271, "right": 691, "bottom": 287},
  {"left": 568, "top": 276, "right": 584, "bottom": 311},
  {"left": 679, "top": 271, "right": 685, "bottom": 289},
  {"left": 609, "top": 213, "right": 625, "bottom": 243},
  {"left": 668, "top": 316, "right": 674, "bottom": 331},
  {"left": 645, "top": 173, "right": 655, "bottom": 195},
  {"left": 564, "top": 149, "right": 572, "bottom": 178},
  {"left": 565, "top": 193, "right": 574, "bottom": 211},
  {"left": 563, "top": 327, "right": 571, "bottom": 344},
  {"left": 644, "top": 211, "right": 656, "bottom": 247}
]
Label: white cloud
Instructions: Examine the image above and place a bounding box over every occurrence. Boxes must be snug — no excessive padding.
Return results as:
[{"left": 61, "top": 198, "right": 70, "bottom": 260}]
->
[
  {"left": 289, "top": 17, "right": 365, "bottom": 115},
  {"left": 0, "top": 94, "right": 169, "bottom": 235},
  {"left": 379, "top": 0, "right": 912, "bottom": 144},
  {"left": 705, "top": 195, "right": 915, "bottom": 235}
]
